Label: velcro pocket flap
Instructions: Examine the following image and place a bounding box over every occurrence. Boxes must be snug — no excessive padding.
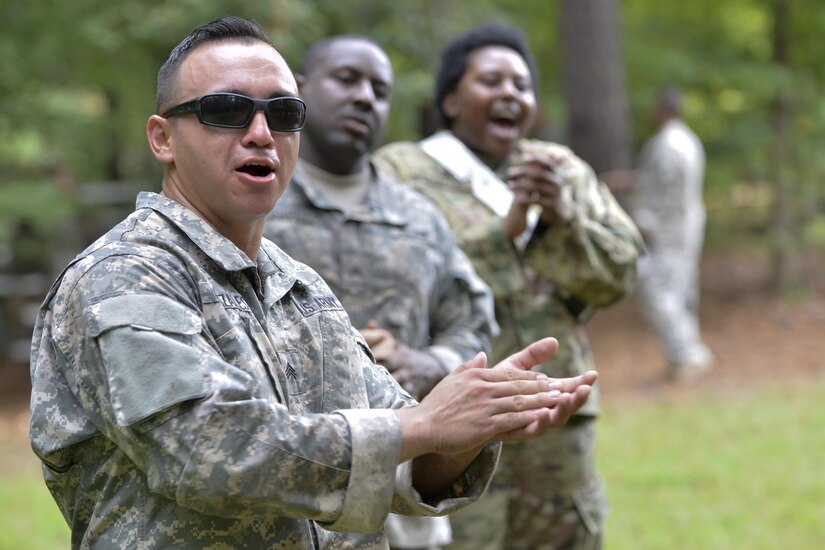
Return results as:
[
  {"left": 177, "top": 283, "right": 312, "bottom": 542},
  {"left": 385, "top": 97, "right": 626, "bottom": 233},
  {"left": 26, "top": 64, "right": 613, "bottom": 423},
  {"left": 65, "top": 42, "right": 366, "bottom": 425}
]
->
[{"left": 91, "top": 294, "right": 208, "bottom": 426}]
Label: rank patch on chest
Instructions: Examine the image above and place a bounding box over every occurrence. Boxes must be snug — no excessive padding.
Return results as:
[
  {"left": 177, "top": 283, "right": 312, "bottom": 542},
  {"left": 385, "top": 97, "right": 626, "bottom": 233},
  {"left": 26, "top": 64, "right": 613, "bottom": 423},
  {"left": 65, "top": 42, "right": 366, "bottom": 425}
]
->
[
  {"left": 284, "top": 363, "right": 298, "bottom": 380},
  {"left": 292, "top": 294, "right": 344, "bottom": 317}
]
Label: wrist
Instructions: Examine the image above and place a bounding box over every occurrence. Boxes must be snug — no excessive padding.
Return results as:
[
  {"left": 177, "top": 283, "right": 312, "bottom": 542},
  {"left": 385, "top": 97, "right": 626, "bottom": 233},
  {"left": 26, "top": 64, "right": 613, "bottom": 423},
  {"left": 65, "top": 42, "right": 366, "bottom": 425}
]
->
[
  {"left": 501, "top": 216, "right": 526, "bottom": 240},
  {"left": 444, "top": 443, "right": 485, "bottom": 464},
  {"left": 394, "top": 405, "right": 435, "bottom": 463}
]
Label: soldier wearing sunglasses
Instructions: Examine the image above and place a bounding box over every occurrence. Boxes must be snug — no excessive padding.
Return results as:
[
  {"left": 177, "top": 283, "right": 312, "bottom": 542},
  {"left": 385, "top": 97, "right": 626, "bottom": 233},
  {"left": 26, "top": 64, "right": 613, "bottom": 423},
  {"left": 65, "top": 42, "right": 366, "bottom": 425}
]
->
[{"left": 29, "top": 17, "right": 596, "bottom": 549}]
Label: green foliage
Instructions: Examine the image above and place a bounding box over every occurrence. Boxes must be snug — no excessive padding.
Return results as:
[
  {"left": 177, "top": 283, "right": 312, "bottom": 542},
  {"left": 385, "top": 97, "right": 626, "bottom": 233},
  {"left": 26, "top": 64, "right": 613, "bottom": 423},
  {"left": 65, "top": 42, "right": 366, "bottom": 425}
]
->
[
  {"left": 4, "top": 0, "right": 821, "bottom": 184},
  {"left": 599, "top": 379, "right": 825, "bottom": 549},
  {"left": 0, "top": 0, "right": 273, "bottom": 182},
  {"left": 259, "top": 0, "right": 561, "bottom": 144},
  {"left": 0, "top": 0, "right": 561, "bottom": 184},
  {"left": 621, "top": 0, "right": 825, "bottom": 290},
  {"left": 803, "top": 215, "right": 825, "bottom": 247},
  {"left": 622, "top": 0, "right": 824, "bottom": 188},
  {"left": 0, "top": 181, "right": 77, "bottom": 234},
  {"left": 1, "top": 0, "right": 823, "bottom": 271}
]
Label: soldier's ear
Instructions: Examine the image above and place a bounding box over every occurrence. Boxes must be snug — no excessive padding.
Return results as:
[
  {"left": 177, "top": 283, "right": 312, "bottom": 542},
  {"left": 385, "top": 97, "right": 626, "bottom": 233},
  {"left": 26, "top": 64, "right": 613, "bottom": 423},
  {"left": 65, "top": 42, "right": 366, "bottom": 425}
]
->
[
  {"left": 147, "top": 115, "right": 174, "bottom": 164},
  {"left": 442, "top": 92, "right": 459, "bottom": 119}
]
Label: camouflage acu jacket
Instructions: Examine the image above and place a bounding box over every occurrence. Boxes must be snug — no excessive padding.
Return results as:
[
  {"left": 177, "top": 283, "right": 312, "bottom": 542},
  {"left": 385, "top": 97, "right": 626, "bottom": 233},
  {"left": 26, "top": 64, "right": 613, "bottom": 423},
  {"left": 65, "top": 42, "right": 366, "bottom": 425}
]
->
[
  {"left": 29, "top": 192, "right": 498, "bottom": 549},
  {"left": 375, "top": 136, "right": 643, "bottom": 416},
  {"left": 264, "top": 164, "right": 496, "bottom": 372},
  {"left": 631, "top": 118, "right": 707, "bottom": 253}
]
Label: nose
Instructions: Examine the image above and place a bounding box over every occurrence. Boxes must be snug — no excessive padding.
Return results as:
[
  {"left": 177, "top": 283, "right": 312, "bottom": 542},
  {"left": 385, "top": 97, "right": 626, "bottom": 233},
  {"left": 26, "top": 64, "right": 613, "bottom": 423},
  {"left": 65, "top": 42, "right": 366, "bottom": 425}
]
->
[
  {"left": 241, "top": 110, "right": 275, "bottom": 148},
  {"left": 499, "top": 78, "right": 519, "bottom": 99},
  {"left": 352, "top": 78, "right": 376, "bottom": 109}
]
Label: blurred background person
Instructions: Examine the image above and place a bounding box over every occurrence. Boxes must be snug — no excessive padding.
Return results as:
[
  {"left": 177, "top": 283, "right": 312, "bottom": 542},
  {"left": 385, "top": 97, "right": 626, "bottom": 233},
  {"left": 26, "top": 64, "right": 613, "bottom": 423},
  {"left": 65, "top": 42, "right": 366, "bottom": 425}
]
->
[
  {"left": 264, "top": 34, "right": 497, "bottom": 550},
  {"left": 629, "top": 88, "right": 714, "bottom": 381},
  {"left": 375, "top": 22, "right": 642, "bottom": 550}
]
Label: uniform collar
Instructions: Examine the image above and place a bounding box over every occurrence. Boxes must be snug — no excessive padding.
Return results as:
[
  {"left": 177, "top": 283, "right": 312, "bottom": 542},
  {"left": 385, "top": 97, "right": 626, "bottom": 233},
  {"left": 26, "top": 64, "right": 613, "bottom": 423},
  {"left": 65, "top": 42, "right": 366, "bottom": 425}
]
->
[
  {"left": 136, "top": 192, "right": 320, "bottom": 303},
  {"left": 136, "top": 191, "right": 257, "bottom": 273},
  {"left": 290, "top": 162, "right": 407, "bottom": 227}
]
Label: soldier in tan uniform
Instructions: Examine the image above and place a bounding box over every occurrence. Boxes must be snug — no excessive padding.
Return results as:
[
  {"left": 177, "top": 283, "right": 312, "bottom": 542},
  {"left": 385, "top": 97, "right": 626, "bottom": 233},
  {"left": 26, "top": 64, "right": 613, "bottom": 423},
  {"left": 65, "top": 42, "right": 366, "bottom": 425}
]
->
[
  {"left": 264, "top": 35, "right": 497, "bottom": 549},
  {"left": 29, "top": 17, "right": 598, "bottom": 549},
  {"left": 376, "top": 22, "right": 642, "bottom": 550}
]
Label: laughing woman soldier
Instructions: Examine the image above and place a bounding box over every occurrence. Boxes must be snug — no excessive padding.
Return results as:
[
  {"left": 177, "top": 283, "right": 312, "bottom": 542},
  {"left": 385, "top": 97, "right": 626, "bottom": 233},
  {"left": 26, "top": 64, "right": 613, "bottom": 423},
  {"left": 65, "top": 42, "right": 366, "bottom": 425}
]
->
[{"left": 375, "top": 22, "right": 642, "bottom": 550}]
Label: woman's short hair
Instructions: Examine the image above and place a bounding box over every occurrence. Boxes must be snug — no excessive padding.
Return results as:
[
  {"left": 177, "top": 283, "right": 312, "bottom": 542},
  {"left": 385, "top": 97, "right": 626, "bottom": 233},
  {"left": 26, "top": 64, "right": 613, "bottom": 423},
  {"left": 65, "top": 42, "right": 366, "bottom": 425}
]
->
[{"left": 435, "top": 22, "right": 539, "bottom": 128}]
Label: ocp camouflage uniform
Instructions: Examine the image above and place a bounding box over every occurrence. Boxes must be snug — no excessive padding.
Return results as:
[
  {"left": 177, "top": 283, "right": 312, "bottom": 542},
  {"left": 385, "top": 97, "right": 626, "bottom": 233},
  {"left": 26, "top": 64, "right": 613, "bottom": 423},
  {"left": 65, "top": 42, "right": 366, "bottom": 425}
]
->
[
  {"left": 264, "top": 164, "right": 497, "bottom": 550},
  {"left": 29, "top": 192, "right": 500, "bottom": 550},
  {"left": 375, "top": 138, "right": 642, "bottom": 550}
]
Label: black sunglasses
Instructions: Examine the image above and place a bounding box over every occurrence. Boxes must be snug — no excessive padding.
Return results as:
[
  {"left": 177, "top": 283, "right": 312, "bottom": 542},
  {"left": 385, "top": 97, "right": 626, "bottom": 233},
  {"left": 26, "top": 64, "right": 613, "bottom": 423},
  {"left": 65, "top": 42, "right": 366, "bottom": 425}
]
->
[{"left": 162, "top": 93, "right": 306, "bottom": 132}]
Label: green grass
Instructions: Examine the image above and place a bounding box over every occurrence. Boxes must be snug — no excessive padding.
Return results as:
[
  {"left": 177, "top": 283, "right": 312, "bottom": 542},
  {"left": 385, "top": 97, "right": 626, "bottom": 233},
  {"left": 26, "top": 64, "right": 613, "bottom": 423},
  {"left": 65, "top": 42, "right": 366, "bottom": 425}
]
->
[
  {"left": 599, "top": 380, "right": 825, "bottom": 549},
  {"left": 1, "top": 379, "right": 823, "bottom": 549},
  {"left": 0, "top": 472, "right": 68, "bottom": 549}
]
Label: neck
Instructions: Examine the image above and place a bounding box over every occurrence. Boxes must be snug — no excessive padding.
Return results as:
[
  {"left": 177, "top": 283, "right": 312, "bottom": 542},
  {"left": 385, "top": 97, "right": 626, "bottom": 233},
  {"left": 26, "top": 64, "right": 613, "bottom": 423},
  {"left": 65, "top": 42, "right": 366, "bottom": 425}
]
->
[
  {"left": 466, "top": 144, "right": 507, "bottom": 172},
  {"left": 656, "top": 114, "right": 677, "bottom": 131},
  {"left": 160, "top": 184, "right": 263, "bottom": 262},
  {"left": 446, "top": 130, "right": 509, "bottom": 172},
  {"left": 297, "top": 158, "right": 372, "bottom": 212},
  {"left": 298, "top": 157, "right": 370, "bottom": 183},
  {"left": 299, "top": 143, "right": 369, "bottom": 176},
  {"left": 223, "top": 222, "right": 263, "bottom": 262}
]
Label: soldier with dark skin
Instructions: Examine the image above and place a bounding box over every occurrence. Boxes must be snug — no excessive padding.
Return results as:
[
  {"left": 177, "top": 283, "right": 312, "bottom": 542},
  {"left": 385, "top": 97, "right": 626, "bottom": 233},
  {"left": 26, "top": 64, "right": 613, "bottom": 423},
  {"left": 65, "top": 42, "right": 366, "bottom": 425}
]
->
[
  {"left": 265, "top": 35, "right": 496, "bottom": 548},
  {"left": 376, "top": 22, "right": 642, "bottom": 550},
  {"left": 29, "top": 18, "right": 597, "bottom": 549}
]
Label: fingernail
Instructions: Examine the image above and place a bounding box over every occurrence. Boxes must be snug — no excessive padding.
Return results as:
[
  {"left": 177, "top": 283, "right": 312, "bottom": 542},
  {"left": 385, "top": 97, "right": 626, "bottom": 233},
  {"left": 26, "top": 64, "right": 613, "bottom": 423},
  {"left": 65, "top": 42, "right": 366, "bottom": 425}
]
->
[
  {"left": 547, "top": 382, "right": 562, "bottom": 391},
  {"left": 536, "top": 374, "right": 549, "bottom": 382},
  {"left": 547, "top": 390, "right": 561, "bottom": 398}
]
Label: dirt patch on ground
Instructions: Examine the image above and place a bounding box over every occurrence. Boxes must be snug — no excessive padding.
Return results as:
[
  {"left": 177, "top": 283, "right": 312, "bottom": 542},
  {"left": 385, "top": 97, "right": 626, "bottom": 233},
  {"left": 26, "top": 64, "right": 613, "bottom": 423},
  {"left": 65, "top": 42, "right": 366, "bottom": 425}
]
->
[
  {"left": 2, "top": 249, "right": 823, "bottom": 472},
  {"left": 590, "top": 249, "right": 825, "bottom": 406}
]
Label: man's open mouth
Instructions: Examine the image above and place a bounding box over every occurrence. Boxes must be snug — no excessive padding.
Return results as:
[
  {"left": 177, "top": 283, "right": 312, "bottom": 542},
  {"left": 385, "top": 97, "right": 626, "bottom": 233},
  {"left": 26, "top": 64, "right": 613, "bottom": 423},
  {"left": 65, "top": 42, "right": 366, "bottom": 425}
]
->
[{"left": 237, "top": 163, "right": 274, "bottom": 177}]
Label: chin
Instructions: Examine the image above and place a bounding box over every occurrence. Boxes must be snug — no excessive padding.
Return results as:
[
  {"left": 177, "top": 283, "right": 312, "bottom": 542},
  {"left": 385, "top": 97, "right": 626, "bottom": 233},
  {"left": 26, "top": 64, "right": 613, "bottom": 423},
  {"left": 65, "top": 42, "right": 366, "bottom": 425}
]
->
[
  {"left": 337, "top": 137, "right": 371, "bottom": 156},
  {"left": 483, "top": 143, "right": 516, "bottom": 164},
  {"left": 239, "top": 186, "right": 282, "bottom": 214}
]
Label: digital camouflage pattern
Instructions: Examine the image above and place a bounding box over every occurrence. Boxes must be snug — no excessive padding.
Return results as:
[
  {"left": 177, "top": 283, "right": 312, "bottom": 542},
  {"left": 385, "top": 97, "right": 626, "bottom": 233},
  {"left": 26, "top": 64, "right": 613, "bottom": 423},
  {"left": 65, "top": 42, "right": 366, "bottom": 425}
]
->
[
  {"left": 375, "top": 137, "right": 642, "bottom": 549},
  {"left": 264, "top": 164, "right": 495, "bottom": 373},
  {"left": 264, "top": 164, "right": 497, "bottom": 549},
  {"left": 29, "top": 192, "right": 499, "bottom": 549},
  {"left": 629, "top": 119, "right": 711, "bottom": 367}
]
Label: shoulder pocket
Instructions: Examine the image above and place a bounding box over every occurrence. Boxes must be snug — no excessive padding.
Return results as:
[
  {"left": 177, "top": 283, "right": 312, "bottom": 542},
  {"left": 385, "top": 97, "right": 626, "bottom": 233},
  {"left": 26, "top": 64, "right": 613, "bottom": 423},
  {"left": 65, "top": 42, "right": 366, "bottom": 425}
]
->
[
  {"left": 90, "top": 294, "right": 208, "bottom": 427},
  {"left": 89, "top": 294, "right": 202, "bottom": 337}
]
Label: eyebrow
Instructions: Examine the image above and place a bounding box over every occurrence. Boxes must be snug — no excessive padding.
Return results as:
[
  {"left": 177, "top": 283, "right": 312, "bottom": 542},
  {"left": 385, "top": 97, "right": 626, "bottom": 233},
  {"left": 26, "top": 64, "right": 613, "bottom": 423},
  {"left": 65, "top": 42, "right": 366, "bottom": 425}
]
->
[{"left": 331, "top": 65, "right": 393, "bottom": 87}]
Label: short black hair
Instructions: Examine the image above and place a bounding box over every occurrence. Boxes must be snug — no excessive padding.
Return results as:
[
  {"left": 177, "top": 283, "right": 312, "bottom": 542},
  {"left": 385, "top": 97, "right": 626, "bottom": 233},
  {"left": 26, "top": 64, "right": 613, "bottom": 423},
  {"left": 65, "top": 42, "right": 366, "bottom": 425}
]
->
[
  {"left": 435, "top": 22, "right": 539, "bottom": 128},
  {"left": 657, "top": 87, "right": 683, "bottom": 116},
  {"left": 299, "top": 34, "right": 385, "bottom": 76},
  {"left": 156, "top": 16, "right": 274, "bottom": 113}
]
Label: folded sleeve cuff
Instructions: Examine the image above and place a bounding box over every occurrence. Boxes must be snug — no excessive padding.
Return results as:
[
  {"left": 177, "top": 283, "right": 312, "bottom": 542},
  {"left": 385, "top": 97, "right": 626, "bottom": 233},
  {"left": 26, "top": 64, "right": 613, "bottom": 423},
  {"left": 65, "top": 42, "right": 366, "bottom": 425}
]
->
[
  {"left": 322, "top": 408, "right": 402, "bottom": 533},
  {"left": 391, "top": 441, "right": 502, "bottom": 517}
]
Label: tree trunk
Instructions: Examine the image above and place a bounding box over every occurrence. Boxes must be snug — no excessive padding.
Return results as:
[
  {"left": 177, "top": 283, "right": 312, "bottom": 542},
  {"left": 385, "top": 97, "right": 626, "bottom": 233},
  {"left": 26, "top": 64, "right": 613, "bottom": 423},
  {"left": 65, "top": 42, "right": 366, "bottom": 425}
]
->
[
  {"left": 560, "top": 0, "right": 632, "bottom": 175},
  {"left": 769, "top": 0, "right": 795, "bottom": 293},
  {"left": 105, "top": 89, "right": 122, "bottom": 182}
]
